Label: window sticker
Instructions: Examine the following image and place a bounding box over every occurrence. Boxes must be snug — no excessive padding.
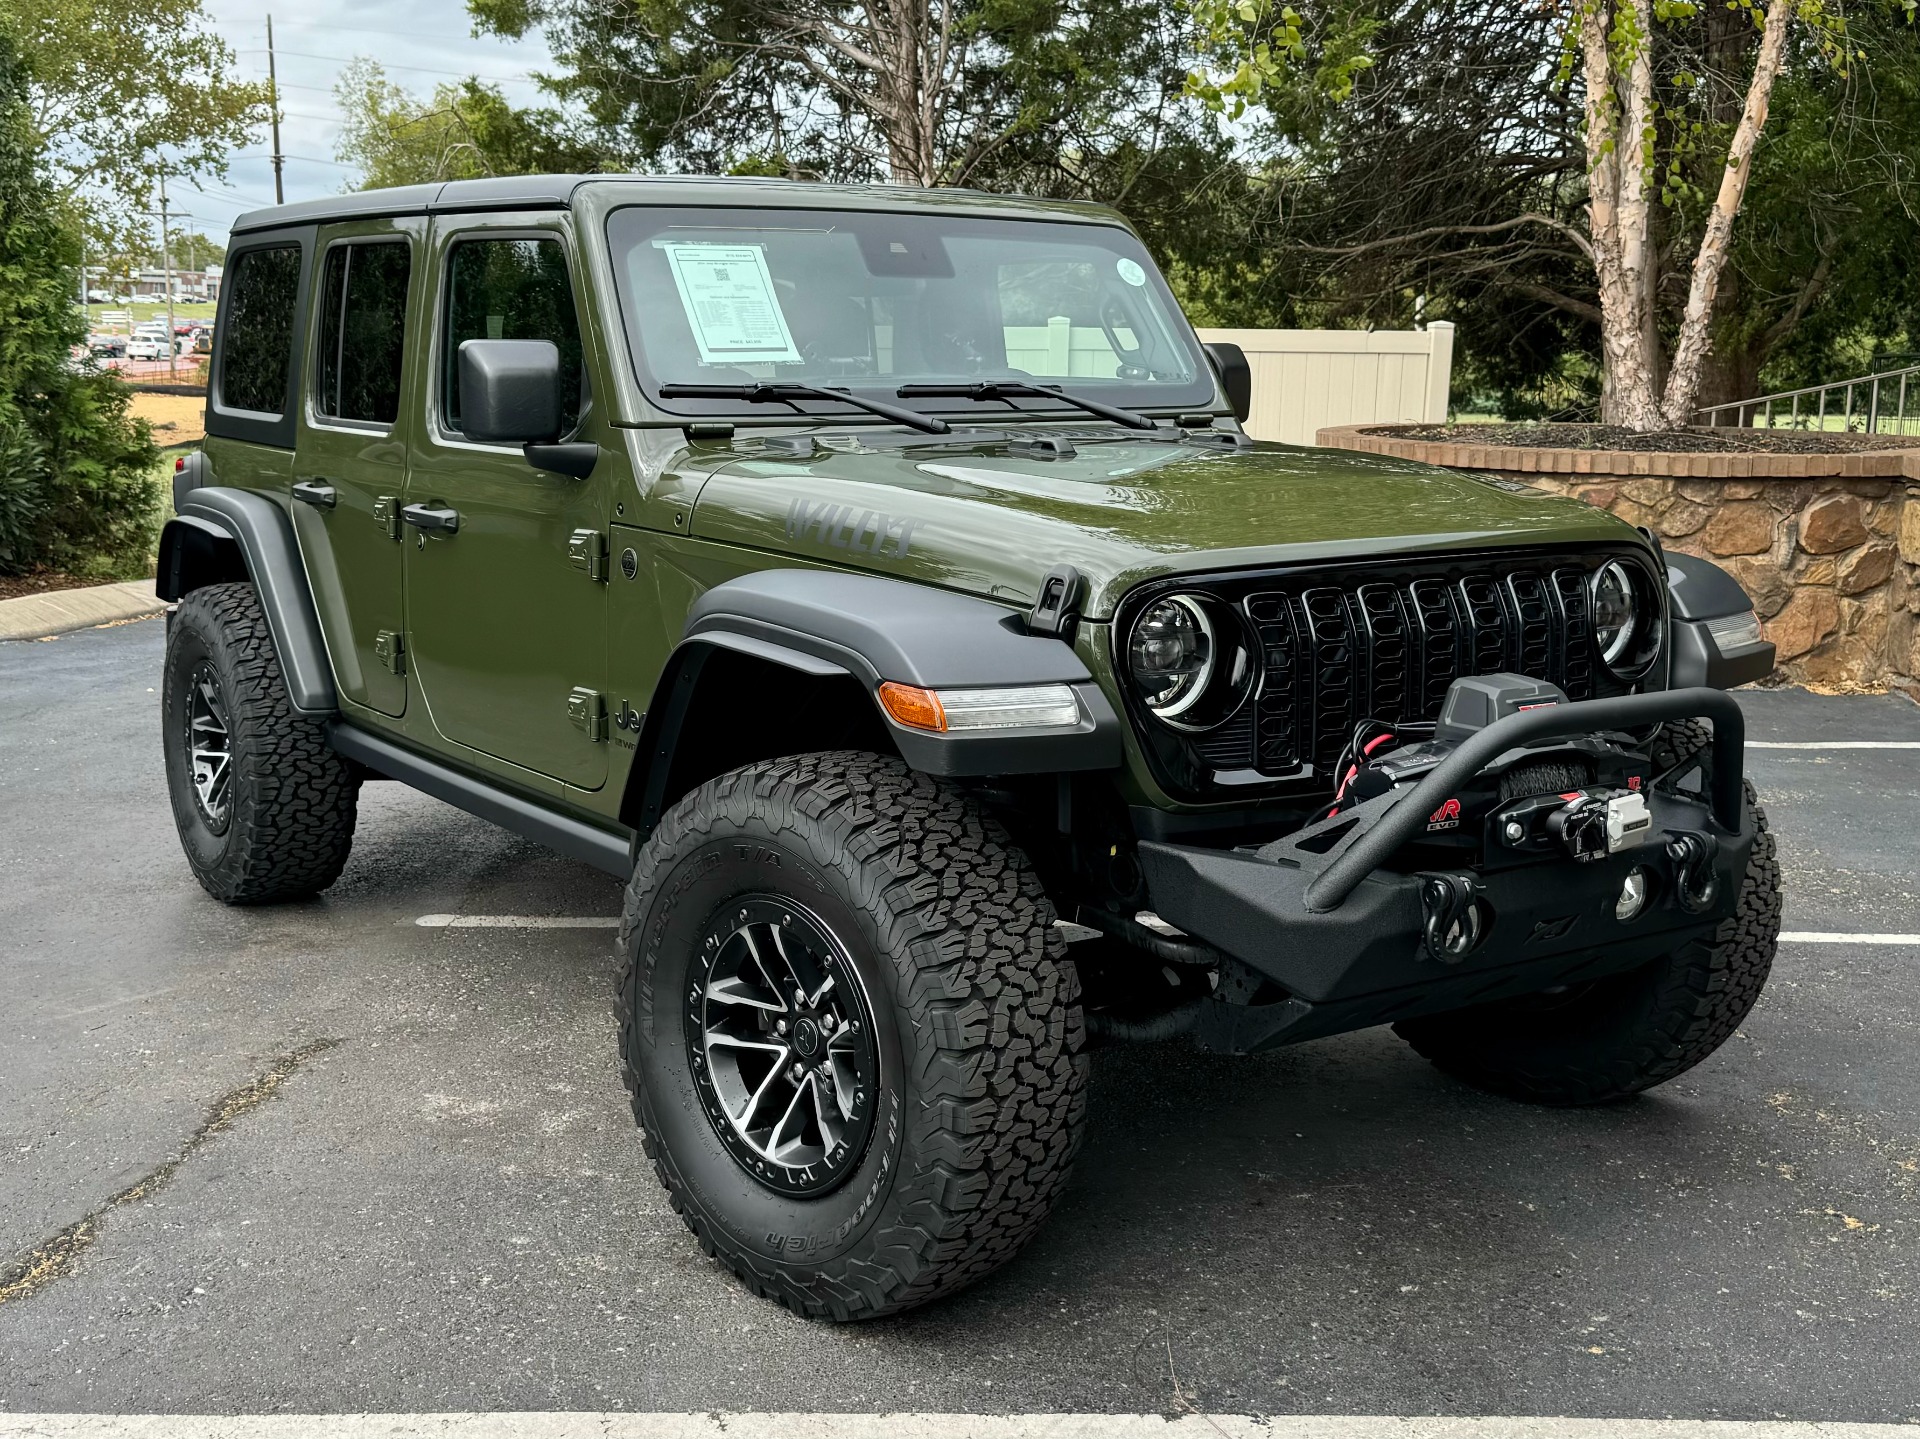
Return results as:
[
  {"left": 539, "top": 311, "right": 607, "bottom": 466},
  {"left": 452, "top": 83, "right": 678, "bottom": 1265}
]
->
[
  {"left": 1116, "top": 257, "right": 1147, "bottom": 287},
  {"left": 661, "top": 242, "right": 802, "bottom": 365}
]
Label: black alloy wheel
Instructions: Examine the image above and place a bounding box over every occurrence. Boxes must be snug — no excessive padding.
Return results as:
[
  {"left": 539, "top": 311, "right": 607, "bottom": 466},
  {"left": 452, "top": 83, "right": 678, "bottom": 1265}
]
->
[
  {"left": 184, "top": 660, "right": 234, "bottom": 831},
  {"left": 685, "top": 896, "right": 880, "bottom": 1196}
]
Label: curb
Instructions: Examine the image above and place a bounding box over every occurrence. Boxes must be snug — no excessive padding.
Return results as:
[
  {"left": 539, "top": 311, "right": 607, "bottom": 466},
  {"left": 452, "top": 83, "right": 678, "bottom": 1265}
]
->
[{"left": 0, "top": 580, "right": 166, "bottom": 641}]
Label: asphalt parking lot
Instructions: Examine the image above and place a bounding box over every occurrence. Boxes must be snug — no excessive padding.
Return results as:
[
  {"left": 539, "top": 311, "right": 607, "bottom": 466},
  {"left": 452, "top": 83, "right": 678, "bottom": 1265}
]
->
[{"left": 2, "top": 616, "right": 1917, "bottom": 1424}]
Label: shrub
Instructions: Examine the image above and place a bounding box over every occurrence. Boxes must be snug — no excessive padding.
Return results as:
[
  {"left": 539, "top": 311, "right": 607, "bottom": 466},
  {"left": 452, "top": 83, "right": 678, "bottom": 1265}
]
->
[
  {"left": 0, "top": 34, "right": 158, "bottom": 579},
  {"left": 0, "top": 403, "right": 47, "bottom": 569}
]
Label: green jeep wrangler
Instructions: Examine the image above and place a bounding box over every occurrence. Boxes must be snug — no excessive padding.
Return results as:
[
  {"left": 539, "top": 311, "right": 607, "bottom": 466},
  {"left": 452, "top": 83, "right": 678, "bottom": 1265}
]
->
[{"left": 160, "top": 176, "right": 1781, "bottom": 1320}]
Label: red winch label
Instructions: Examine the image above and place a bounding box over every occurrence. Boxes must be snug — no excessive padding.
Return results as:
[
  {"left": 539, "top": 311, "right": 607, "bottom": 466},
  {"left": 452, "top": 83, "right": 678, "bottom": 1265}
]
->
[{"left": 1427, "top": 797, "right": 1462, "bottom": 832}]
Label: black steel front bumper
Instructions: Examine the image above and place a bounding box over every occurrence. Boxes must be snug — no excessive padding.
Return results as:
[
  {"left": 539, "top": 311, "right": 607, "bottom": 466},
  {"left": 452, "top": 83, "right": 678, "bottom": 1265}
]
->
[{"left": 1136, "top": 689, "right": 1755, "bottom": 1052}]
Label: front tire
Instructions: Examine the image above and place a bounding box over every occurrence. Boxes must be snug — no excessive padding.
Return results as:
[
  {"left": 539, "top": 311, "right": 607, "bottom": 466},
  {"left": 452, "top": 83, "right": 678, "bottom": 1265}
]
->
[
  {"left": 1395, "top": 723, "right": 1780, "bottom": 1106},
  {"left": 617, "top": 751, "right": 1087, "bottom": 1320},
  {"left": 162, "top": 582, "right": 358, "bottom": 904}
]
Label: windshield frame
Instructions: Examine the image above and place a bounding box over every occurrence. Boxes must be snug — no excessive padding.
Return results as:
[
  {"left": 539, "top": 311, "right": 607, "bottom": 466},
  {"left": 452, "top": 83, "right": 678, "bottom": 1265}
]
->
[{"left": 603, "top": 203, "right": 1221, "bottom": 427}]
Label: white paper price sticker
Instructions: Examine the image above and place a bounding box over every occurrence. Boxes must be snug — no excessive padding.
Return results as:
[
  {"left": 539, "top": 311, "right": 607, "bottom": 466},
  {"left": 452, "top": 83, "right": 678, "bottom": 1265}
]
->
[{"left": 662, "top": 243, "right": 801, "bottom": 365}]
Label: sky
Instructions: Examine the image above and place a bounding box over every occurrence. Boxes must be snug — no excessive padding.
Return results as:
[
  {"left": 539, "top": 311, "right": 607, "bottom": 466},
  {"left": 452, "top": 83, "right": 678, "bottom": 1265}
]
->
[{"left": 176, "top": 0, "right": 555, "bottom": 236}]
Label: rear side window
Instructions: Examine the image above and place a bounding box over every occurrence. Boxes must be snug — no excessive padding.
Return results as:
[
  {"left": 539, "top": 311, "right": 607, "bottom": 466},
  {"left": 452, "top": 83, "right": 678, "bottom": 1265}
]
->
[
  {"left": 442, "top": 237, "right": 584, "bottom": 436},
  {"left": 219, "top": 245, "right": 302, "bottom": 414},
  {"left": 316, "top": 241, "right": 411, "bottom": 425}
]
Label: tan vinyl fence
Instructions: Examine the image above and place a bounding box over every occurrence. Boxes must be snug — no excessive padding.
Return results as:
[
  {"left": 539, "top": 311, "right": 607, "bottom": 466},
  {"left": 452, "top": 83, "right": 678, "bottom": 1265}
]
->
[{"left": 1195, "top": 323, "right": 1455, "bottom": 446}]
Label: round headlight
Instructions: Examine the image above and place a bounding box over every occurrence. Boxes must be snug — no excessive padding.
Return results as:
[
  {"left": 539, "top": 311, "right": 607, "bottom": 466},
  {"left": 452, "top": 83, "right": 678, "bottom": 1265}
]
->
[
  {"left": 1128, "top": 595, "right": 1214, "bottom": 721},
  {"left": 1592, "top": 561, "right": 1638, "bottom": 665},
  {"left": 1591, "top": 560, "right": 1660, "bottom": 676}
]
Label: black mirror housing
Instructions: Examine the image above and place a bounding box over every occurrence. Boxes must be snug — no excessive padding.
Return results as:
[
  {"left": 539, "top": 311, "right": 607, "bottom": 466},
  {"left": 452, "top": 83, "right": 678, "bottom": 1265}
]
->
[
  {"left": 457, "top": 338, "right": 562, "bottom": 444},
  {"left": 1203, "top": 341, "right": 1253, "bottom": 425}
]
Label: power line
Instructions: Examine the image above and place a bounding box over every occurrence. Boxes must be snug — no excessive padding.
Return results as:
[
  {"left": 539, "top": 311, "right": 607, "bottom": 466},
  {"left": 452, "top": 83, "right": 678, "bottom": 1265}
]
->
[
  {"left": 176, "top": 178, "right": 275, "bottom": 209},
  {"left": 237, "top": 47, "right": 546, "bottom": 86},
  {"left": 258, "top": 17, "right": 521, "bottom": 43}
]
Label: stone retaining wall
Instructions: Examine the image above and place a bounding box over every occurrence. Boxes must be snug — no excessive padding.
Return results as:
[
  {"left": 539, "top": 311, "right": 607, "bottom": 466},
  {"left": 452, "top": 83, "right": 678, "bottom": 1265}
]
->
[{"left": 1316, "top": 425, "right": 1920, "bottom": 694}]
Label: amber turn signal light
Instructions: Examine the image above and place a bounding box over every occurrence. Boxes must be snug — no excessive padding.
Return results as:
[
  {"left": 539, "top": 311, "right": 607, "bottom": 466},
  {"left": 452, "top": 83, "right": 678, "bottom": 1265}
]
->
[{"left": 877, "top": 682, "right": 947, "bottom": 733}]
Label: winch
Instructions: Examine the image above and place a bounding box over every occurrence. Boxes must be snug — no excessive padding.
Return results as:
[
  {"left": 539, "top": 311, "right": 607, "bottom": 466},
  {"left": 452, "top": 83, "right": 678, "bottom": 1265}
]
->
[{"left": 1320, "top": 673, "right": 1657, "bottom": 866}]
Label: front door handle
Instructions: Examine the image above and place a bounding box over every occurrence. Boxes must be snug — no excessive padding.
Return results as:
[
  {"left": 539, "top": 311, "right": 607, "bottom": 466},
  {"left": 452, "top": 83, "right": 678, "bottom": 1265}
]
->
[
  {"left": 400, "top": 503, "right": 460, "bottom": 534},
  {"left": 292, "top": 480, "right": 337, "bottom": 509}
]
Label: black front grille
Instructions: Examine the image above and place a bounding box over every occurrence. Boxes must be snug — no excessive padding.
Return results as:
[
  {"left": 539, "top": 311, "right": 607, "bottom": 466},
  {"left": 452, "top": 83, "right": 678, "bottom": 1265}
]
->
[
  {"left": 1122, "top": 550, "right": 1644, "bottom": 795},
  {"left": 1249, "top": 559, "right": 1603, "bottom": 776}
]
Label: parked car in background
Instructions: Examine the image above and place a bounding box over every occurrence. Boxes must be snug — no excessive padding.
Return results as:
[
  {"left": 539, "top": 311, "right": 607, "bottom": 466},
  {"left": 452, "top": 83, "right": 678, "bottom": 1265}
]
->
[
  {"left": 88, "top": 333, "right": 128, "bottom": 358},
  {"left": 126, "top": 335, "right": 171, "bottom": 361}
]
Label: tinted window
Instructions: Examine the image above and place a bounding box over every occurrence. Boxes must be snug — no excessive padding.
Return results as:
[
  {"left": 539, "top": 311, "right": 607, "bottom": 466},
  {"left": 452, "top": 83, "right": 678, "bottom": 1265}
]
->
[
  {"left": 442, "top": 238, "right": 583, "bottom": 435},
  {"left": 219, "top": 245, "right": 302, "bottom": 414},
  {"left": 317, "top": 242, "right": 411, "bottom": 425}
]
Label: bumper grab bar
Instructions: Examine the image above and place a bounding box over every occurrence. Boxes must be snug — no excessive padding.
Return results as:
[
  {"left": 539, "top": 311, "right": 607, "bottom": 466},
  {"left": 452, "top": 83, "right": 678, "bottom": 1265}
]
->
[{"left": 1302, "top": 687, "right": 1745, "bottom": 914}]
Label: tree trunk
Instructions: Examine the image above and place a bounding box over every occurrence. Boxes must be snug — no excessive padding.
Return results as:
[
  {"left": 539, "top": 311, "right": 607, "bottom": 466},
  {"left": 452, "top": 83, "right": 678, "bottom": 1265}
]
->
[
  {"left": 1582, "top": 0, "right": 1664, "bottom": 430},
  {"left": 1660, "top": 0, "right": 1793, "bottom": 427}
]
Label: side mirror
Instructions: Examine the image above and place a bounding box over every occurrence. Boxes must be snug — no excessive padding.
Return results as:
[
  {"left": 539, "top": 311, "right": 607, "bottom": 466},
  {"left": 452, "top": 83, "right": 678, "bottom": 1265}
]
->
[
  {"left": 1203, "top": 341, "right": 1252, "bottom": 425},
  {"left": 457, "top": 338, "right": 562, "bottom": 444}
]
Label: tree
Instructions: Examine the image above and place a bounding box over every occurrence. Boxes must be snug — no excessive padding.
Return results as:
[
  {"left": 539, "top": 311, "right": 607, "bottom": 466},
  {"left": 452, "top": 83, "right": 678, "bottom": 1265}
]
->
[
  {"left": 0, "top": 0, "right": 266, "bottom": 214},
  {"left": 1570, "top": 0, "right": 1875, "bottom": 429},
  {"left": 333, "top": 59, "right": 602, "bottom": 190},
  {"left": 1200, "top": 0, "right": 1919, "bottom": 428},
  {"left": 467, "top": 0, "right": 1231, "bottom": 191},
  {"left": 0, "top": 33, "right": 158, "bottom": 578}
]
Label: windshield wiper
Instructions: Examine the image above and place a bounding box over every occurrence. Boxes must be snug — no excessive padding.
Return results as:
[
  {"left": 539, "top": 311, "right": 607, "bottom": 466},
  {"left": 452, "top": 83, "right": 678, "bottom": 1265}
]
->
[
  {"left": 895, "top": 381, "right": 1158, "bottom": 431},
  {"left": 658, "top": 382, "right": 951, "bottom": 435}
]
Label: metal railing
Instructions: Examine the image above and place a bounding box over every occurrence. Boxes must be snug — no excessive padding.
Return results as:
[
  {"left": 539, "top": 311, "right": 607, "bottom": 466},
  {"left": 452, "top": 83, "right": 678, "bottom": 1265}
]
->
[{"left": 1697, "top": 362, "right": 1920, "bottom": 435}]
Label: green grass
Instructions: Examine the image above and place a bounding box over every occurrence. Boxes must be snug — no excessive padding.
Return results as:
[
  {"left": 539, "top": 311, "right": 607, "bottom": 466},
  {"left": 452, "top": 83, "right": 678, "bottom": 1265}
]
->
[{"left": 84, "top": 299, "right": 216, "bottom": 332}]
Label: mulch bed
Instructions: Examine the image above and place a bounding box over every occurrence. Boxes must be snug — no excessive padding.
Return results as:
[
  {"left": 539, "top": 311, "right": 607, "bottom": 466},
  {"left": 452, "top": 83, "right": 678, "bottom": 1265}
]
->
[
  {"left": 0, "top": 571, "right": 99, "bottom": 602},
  {"left": 1374, "top": 422, "right": 1920, "bottom": 454}
]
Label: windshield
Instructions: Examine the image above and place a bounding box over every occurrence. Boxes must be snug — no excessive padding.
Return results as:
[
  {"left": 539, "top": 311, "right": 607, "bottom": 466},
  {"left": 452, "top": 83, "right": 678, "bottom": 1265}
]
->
[{"left": 605, "top": 205, "right": 1216, "bottom": 423}]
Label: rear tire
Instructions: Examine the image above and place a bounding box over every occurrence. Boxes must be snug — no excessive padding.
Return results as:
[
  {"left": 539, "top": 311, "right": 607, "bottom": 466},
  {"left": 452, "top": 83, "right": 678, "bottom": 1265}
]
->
[
  {"left": 1395, "top": 722, "right": 1780, "bottom": 1105},
  {"left": 617, "top": 751, "right": 1087, "bottom": 1320},
  {"left": 162, "top": 582, "right": 358, "bottom": 904}
]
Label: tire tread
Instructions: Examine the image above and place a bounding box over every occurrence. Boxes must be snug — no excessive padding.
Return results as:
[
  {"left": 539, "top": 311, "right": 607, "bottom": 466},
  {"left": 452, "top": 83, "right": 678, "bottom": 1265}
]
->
[{"left": 615, "top": 751, "right": 1087, "bottom": 1320}]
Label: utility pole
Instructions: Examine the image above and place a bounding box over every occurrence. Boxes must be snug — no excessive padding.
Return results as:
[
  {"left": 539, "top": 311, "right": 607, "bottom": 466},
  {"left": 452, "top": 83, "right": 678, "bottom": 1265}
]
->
[
  {"left": 159, "top": 173, "right": 178, "bottom": 380},
  {"left": 267, "top": 14, "right": 285, "bottom": 204}
]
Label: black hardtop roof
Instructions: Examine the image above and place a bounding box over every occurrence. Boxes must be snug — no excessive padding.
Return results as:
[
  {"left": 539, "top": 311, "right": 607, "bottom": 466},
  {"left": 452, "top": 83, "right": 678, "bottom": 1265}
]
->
[{"left": 229, "top": 174, "right": 1119, "bottom": 236}]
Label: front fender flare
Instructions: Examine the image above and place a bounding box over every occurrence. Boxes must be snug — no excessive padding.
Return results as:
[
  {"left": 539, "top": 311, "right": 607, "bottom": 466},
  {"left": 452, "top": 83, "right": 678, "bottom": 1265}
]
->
[
  {"left": 158, "top": 487, "right": 336, "bottom": 715},
  {"left": 672, "top": 568, "right": 1122, "bottom": 777},
  {"left": 1664, "top": 551, "right": 1775, "bottom": 690}
]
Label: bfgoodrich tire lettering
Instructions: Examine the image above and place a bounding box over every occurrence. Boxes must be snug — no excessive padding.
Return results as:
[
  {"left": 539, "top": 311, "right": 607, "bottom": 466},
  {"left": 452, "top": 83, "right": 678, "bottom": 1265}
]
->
[
  {"left": 162, "top": 582, "right": 358, "bottom": 904},
  {"left": 1395, "top": 721, "right": 1780, "bottom": 1106},
  {"left": 617, "top": 751, "right": 1087, "bottom": 1320}
]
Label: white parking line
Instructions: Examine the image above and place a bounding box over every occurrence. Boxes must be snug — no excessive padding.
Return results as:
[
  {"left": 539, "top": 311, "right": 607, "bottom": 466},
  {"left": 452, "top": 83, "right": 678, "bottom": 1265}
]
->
[
  {"left": 1747, "top": 741, "right": 1920, "bottom": 749},
  {"left": 410, "top": 918, "right": 1919, "bottom": 946},
  {"left": 1, "top": 1417, "right": 1913, "bottom": 1439},
  {"left": 414, "top": 914, "right": 619, "bottom": 929}
]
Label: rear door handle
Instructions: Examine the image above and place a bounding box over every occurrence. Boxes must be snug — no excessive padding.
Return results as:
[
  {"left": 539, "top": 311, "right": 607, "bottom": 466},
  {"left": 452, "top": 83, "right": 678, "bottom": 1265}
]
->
[
  {"left": 400, "top": 503, "right": 460, "bottom": 534},
  {"left": 292, "top": 480, "right": 337, "bottom": 509}
]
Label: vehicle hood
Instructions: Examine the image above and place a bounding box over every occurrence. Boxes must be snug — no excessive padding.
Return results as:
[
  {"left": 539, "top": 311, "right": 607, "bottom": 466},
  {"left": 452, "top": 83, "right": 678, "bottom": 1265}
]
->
[{"left": 687, "top": 432, "right": 1639, "bottom": 618}]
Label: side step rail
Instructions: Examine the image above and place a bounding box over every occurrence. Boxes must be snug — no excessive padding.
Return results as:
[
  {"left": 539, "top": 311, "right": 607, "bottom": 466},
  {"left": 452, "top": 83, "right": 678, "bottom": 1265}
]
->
[{"left": 330, "top": 724, "right": 633, "bottom": 878}]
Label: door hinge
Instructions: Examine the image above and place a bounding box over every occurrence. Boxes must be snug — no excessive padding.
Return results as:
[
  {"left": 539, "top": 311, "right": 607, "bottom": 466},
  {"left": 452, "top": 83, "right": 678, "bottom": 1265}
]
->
[
  {"left": 375, "top": 629, "right": 406, "bottom": 676},
  {"left": 567, "top": 528, "right": 609, "bottom": 582},
  {"left": 373, "top": 496, "right": 400, "bottom": 541},
  {"left": 567, "top": 686, "right": 607, "bottom": 741}
]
